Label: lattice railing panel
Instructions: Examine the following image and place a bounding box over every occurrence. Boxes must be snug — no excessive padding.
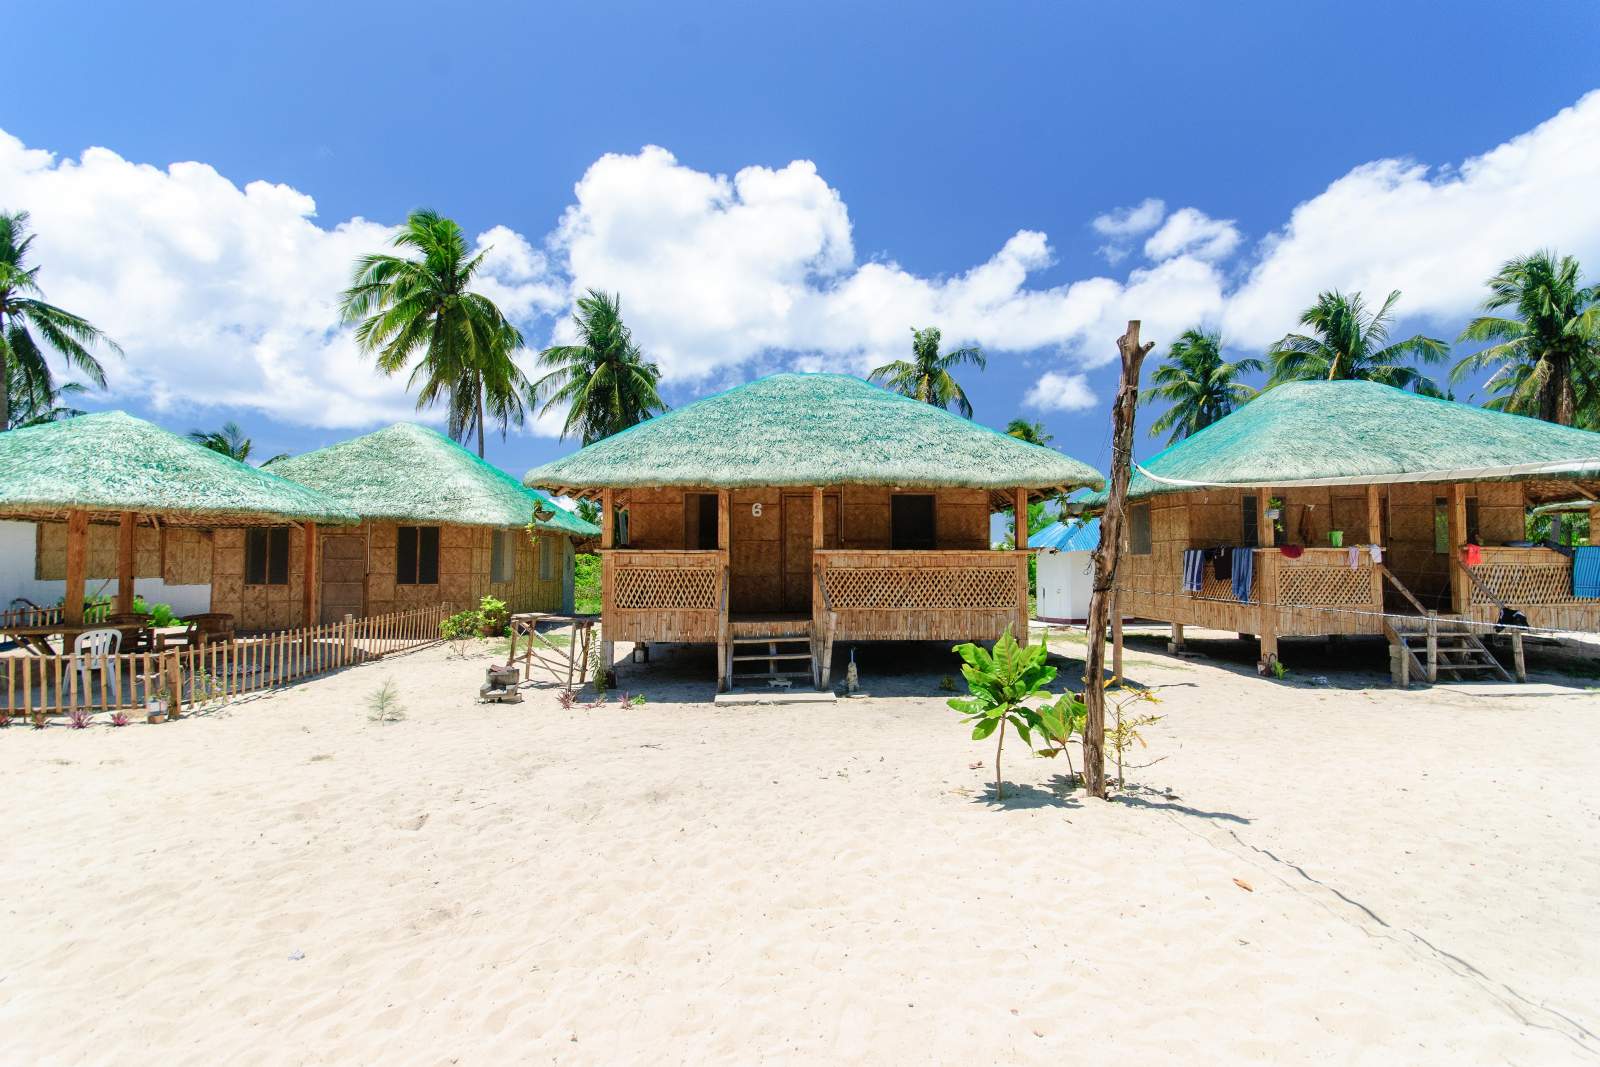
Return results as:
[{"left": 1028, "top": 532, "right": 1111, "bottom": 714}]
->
[
  {"left": 614, "top": 567, "right": 719, "bottom": 610},
  {"left": 824, "top": 567, "right": 1017, "bottom": 610},
  {"left": 1469, "top": 564, "right": 1577, "bottom": 605},
  {"left": 1277, "top": 566, "right": 1374, "bottom": 607}
]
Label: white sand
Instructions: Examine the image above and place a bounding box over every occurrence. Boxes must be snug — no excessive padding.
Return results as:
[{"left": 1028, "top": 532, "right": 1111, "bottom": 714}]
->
[{"left": 2, "top": 630, "right": 1598, "bottom": 1065}]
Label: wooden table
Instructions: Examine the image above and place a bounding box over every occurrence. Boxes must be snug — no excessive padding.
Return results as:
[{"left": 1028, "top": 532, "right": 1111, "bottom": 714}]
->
[
  {"left": 1, "top": 623, "right": 154, "bottom": 656},
  {"left": 507, "top": 612, "right": 599, "bottom": 692}
]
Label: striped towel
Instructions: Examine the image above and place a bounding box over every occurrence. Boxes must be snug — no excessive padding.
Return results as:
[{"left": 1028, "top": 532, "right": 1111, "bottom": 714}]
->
[
  {"left": 1574, "top": 546, "right": 1600, "bottom": 599},
  {"left": 1182, "top": 549, "right": 1205, "bottom": 593},
  {"left": 1231, "top": 547, "right": 1255, "bottom": 603}
]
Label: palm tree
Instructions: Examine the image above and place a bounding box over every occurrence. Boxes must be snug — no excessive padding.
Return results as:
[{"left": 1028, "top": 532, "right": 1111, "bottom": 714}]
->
[
  {"left": 1267, "top": 290, "right": 1447, "bottom": 392},
  {"left": 868, "top": 327, "right": 986, "bottom": 418},
  {"left": 1005, "top": 418, "right": 1053, "bottom": 446},
  {"left": 189, "top": 421, "right": 255, "bottom": 461},
  {"left": 0, "top": 211, "right": 120, "bottom": 430},
  {"left": 534, "top": 290, "right": 666, "bottom": 444},
  {"left": 4, "top": 362, "right": 85, "bottom": 429},
  {"left": 339, "top": 209, "right": 529, "bottom": 457},
  {"left": 1449, "top": 251, "right": 1600, "bottom": 426},
  {"left": 1143, "top": 328, "right": 1263, "bottom": 443}
]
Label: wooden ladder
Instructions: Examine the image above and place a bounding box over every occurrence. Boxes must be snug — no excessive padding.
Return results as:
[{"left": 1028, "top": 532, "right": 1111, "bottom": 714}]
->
[
  {"left": 1387, "top": 613, "right": 1513, "bottom": 685},
  {"left": 727, "top": 631, "right": 816, "bottom": 688}
]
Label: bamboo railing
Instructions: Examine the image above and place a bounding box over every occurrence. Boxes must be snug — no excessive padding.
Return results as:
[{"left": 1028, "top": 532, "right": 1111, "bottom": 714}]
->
[
  {"left": 1, "top": 601, "right": 112, "bottom": 631},
  {"left": 1, "top": 603, "right": 451, "bottom": 722}
]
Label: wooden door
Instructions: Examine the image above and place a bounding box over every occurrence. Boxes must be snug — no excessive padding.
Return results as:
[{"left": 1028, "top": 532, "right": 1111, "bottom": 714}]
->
[
  {"left": 780, "top": 494, "right": 838, "bottom": 613},
  {"left": 320, "top": 533, "right": 366, "bottom": 624}
]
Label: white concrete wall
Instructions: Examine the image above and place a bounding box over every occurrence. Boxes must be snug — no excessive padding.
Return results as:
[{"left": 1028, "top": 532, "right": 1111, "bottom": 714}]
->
[
  {"left": 0, "top": 521, "right": 212, "bottom": 616},
  {"left": 1036, "top": 549, "right": 1095, "bottom": 622}
]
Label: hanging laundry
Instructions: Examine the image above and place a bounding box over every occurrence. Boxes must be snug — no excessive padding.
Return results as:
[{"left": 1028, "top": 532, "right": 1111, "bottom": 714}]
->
[
  {"left": 1209, "top": 546, "right": 1233, "bottom": 581},
  {"left": 1279, "top": 544, "right": 1304, "bottom": 559},
  {"left": 1573, "top": 546, "right": 1600, "bottom": 599},
  {"left": 1462, "top": 543, "right": 1483, "bottom": 567},
  {"left": 1368, "top": 544, "right": 1384, "bottom": 565},
  {"left": 1346, "top": 545, "right": 1360, "bottom": 570},
  {"left": 1232, "top": 547, "right": 1255, "bottom": 603},
  {"left": 1181, "top": 548, "right": 1205, "bottom": 593}
]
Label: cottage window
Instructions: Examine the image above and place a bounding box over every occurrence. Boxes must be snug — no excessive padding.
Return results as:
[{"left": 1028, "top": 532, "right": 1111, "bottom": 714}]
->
[
  {"left": 539, "top": 536, "right": 556, "bottom": 581},
  {"left": 397, "top": 526, "right": 440, "bottom": 585},
  {"left": 1241, "top": 495, "right": 1259, "bottom": 547},
  {"left": 1128, "top": 503, "right": 1152, "bottom": 556},
  {"left": 490, "top": 530, "right": 516, "bottom": 584},
  {"left": 1433, "top": 497, "right": 1480, "bottom": 553},
  {"left": 891, "top": 494, "right": 936, "bottom": 550},
  {"left": 245, "top": 527, "right": 290, "bottom": 586}
]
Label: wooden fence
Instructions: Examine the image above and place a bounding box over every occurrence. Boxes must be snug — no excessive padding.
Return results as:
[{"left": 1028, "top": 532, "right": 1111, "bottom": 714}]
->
[
  {"left": 2, "top": 603, "right": 452, "bottom": 722},
  {"left": 1, "top": 601, "right": 112, "bottom": 631}
]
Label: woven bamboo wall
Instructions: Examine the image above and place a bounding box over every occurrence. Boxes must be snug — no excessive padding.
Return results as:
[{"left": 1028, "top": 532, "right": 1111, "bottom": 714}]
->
[
  {"left": 209, "top": 527, "right": 308, "bottom": 631},
  {"left": 35, "top": 522, "right": 161, "bottom": 580},
  {"left": 163, "top": 528, "right": 213, "bottom": 584},
  {"left": 1385, "top": 482, "right": 1523, "bottom": 609}
]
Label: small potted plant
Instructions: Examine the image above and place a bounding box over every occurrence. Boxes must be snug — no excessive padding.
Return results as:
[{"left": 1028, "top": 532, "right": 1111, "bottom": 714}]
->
[{"left": 145, "top": 682, "right": 171, "bottom": 724}]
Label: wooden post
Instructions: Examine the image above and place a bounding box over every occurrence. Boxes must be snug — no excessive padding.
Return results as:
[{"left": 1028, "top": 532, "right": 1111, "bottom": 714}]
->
[
  {"left": 1426, "top": 610, "right": 1439, "bottom": 683},
  {"left": 343, "top": 612, "right": 355, "bottom": 664},
  {"left": 599, "top": 488, "right": 615, "bottom": 683},
  {"left": 1366, "top": 484, "right": 1383, "bottom": 544},
  {"left": 1013, "top": 487, "right": 1031, "bottom": 640},
  {"left": 717, "top": 488, "right": 731, "bottom": 692},
  {"left": 1013, "top": 488, "right": 1029, "bottom": 550},
  {"left": 1259, "top": 489, "right": 1276, "bottom": 549},
  {"left": 1082, "top": 321, "right": 1153, "bottom": 800},
  {"left": 1589, "top": 504, "right": 1599, "bottom": 546},
  {"left": 1446, "top": 483, "right": 1469, "bottom": 615},
  {"left": 116, "top": 511, "right": 136, "bottom": 615},
  {"left": 1511, "top": 630, "right": 1526, "bottom": 683},
  {"left": 1110, "top": 589, "right": 1123, "bottom": 682},
  {"left": 64, "top": 509, "right": 89, "bottom": 626},
  {"left": 1257, "top": 548, "right": 1280, "bottom": 672},
  {"left": 1169, "top": 621, "right": 1184, "bottom": 653},
  {"left": 302, "top": 521, "right": 319, "bottom": 626}
]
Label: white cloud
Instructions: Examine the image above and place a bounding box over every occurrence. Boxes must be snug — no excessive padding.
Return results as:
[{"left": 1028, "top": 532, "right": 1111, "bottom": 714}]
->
[
  {"left": 1092, "top": 197, "right": 1166, "bottom": 237},
  {"left": 1222, "top": 90, "right": 1600, "bottom": 348},
  {"left": 550, "top": 149, "right": 1223, "bottom": 380},
  {"left": 0, "top": 132, "right": 557, "bottom": 430},
  {"left": 1144, "top": 207, "right": 1241, "bottom": 262},
  {"left": 1091, "top": 197, "right": 1166, "bottom": 264},
  {"left": 1024, "top": 371, "right": 1097, "bottom": 412}
]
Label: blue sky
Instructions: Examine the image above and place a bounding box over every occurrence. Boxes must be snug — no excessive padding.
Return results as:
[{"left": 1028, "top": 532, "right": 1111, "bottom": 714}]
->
[{"left": 6, "top": 0, "right": 1599, "bottom": 482}]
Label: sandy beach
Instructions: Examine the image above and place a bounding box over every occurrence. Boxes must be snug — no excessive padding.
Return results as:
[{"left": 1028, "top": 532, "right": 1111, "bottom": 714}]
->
[{"left": 3, "top": 629, "right": 1597, "bottom": 1065}]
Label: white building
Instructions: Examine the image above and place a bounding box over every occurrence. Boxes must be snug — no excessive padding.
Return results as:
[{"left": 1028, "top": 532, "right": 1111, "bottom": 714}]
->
[
  {"left": 0, "top": 520, "right": 212, "bottom": 618},
  {"left": 1032, "top": 518, "right": 1098, "bottom": 624}
]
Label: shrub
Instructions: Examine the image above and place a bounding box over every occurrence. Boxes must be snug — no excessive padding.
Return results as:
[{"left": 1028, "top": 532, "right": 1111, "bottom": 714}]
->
[
  {"left": 132, "top": 596, "right": 182, "bottom": 627},
  {"left": 110, "top": 709, "right": 130, "bottom": 727},
  {"left": 948, "top": 627, "right": 1056, "bottom": 800},
  {"left": 68, "top": 706, "right": 93, "bottom": 729},
  {"left": 366, "top": 679, "right": 406, "bottom": 725},
  {"left": 477, "top": 595, "right": 508, "bottom": 637}
]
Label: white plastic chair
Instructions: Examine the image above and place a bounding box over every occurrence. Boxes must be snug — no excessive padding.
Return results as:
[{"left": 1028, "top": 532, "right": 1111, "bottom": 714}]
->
[{"left": 72, "top": 627, "right": 123, "bottom": 707}]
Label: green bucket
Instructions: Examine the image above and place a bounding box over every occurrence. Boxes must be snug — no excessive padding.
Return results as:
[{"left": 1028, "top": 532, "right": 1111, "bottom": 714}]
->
[{"left": 1329, "top": 530, "right": 1344, "bottom": 548}]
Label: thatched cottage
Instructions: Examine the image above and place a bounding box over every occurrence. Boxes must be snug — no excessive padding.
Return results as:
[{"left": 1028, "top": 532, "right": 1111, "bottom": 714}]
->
[{"left": 524, "top": 373, "right": 1103, "bottom": 690}]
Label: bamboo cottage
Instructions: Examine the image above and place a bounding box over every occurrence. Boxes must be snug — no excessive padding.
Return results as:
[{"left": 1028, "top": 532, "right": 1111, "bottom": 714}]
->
[
  {"left": 1092, "top": 380, "right": 1600, "bottom": 683},
  {"left": 0, "top": 411, "right": 357, "bottom": 632},
  {"left": 266, "top": 424, "right": 599, "bottom": 623},
  {"left": 524, "top": 373, "right": 1103, "bottom": 690}
]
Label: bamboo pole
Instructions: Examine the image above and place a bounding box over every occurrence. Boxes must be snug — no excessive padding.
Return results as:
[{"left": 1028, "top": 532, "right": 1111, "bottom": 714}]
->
[{"left": 1082, "top": 321, "right": 1152, "bottom": 800}]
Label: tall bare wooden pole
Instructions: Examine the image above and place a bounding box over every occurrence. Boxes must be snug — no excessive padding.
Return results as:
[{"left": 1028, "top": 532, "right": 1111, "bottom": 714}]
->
[{"left": 1082, "top": 321, "right": 1153, "bottom": 799}]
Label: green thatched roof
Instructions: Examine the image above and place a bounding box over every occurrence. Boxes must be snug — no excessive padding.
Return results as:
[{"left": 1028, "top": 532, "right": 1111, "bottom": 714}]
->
[
  {"left": 1091, "top": 380, "right": 1600, "bottom": 504},
  {"left": 268, "top": 423, "right": 598, "bottom": 536},
  {"left": 523, "top": 373, "right": 1104, "bottom": 495},
  {"left": 0, "top": 411, "right": 358, "bottom": 526}
]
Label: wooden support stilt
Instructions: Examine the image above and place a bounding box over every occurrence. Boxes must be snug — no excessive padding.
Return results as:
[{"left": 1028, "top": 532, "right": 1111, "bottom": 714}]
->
[{"left": 1168, "top": 621, "right": 1184, "bottom": 653}]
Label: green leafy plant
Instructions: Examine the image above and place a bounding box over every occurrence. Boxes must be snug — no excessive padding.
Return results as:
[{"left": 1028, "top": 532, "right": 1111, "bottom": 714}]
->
[
  {"left": 1033, "top": 690, "right": 1089, "bottom": 783},
  {"left": 1270, "top": 658, "right": 1288, "bottom": 681},
  {"left": 938, "top": 675, "right": 957, "bottom": 692},
  {"left": 477, "top": 595, "right": 508, "bottom": 637},
  {"left": 948, "top": 627, "right": 1056, "bottom": 800},
  {"left": 366, "top": 679, "right": 406, "bottom": 725},
  {"left": 1105, "top": 688, "right": 1164, "bottom": 789},
  {"left": 439, "top": 608, "right": 483, "bottom": 655},
  {"left": 132, "top": 595, "right": 182, "bottom": 628}
]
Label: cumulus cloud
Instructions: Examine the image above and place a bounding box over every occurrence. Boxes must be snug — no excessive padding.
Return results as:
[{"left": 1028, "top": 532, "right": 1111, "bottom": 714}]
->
[
  {"left": 1144, "top": 207, "right": 1241, "bottom": 262},
  {"left": 1222, "top": 90, "right": 1600, "bottom": 347},
  {"left": 1024, "top": 371, "right": 1097, "bottom": 412},
  {"left": 0, "top": 132, "right": 557, "bottom": 429},
  {"left": 1091, "top": 197, "right": 1166, "bottom": 263}
]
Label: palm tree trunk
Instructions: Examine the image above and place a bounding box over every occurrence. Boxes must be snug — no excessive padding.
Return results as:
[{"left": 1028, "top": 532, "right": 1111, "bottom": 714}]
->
[
  {"left": 0, "top": 309, "right": 9, "bottom": 429},
  {"left": 476, "top": 375, "right": 486, "bottom": 457}
]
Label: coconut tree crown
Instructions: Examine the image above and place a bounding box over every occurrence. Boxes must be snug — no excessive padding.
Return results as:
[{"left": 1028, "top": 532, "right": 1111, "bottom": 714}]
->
[
  {"left": 1268, "top": 289, "right": 1447, "bottom": 393},
  {"left": 1142, "top": 327, "right": 1262, "bottom": 444},
  {"left": 534, "top": 290, "right": 667, "bottom": 444},
  {"left": 868, "top": 326, "right": 986, "bottom": 418}
]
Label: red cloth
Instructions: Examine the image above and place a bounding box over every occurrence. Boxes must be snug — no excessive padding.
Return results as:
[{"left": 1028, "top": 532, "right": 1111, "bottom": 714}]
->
[
  {"left": 1279, "top": 545, "right": 1305, "bottom": 559},
  {"left": 1462, "top": 544, "right": 1483, "bottom": 566}
]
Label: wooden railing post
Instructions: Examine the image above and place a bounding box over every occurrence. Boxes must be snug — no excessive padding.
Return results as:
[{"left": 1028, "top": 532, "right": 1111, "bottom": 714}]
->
[
  {"left": 64, "top": 509, "right": 89, "bottom": 626},
  {"left": 343, "top": 613, "right": 355, "bottom": 664}
]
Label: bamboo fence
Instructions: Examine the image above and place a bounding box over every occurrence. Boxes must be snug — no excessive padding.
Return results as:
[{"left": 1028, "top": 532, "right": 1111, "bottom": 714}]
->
[{"left": 2, "top": 603, "right": 451, "bottom": 723}]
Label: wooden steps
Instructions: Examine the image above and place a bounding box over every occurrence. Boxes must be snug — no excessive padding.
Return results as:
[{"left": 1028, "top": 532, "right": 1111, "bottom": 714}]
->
[
  {"left": 725, "top": 618, "right": 817, "bottom": 689},
  {"left": 1386, "top": 615, "right": 1514, "bottom": 685}
]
